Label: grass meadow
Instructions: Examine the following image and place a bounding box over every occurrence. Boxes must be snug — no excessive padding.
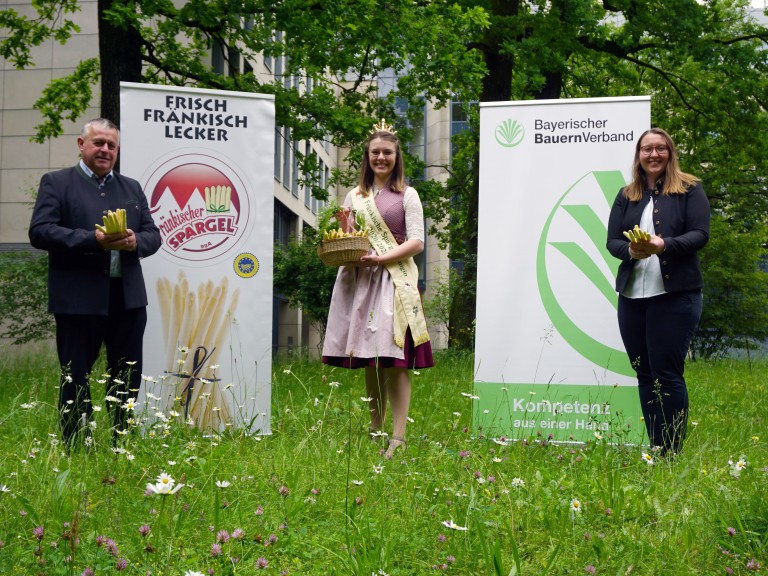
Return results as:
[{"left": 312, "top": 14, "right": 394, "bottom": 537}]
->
[{"left": 0, "top": 344, "right": 765, "bottom": 575}]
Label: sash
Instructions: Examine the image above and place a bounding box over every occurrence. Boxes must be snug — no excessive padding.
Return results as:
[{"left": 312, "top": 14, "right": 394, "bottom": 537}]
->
[{"left": 350, "top": 187, "right": 430, "bottom": 348}]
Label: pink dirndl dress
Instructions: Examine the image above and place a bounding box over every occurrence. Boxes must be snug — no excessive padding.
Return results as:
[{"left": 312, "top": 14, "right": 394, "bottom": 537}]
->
[{"left": 322, "top": 186, "right": 434, "bottom": 369}]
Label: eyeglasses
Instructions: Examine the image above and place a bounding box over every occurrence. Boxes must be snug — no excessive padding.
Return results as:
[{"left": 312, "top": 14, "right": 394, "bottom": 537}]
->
[
  {"left": 639, "top": 145, "right": 669, "bottom": 155},
  {"left": 369, "top": 150, "right": 395, "bottom": 158}
]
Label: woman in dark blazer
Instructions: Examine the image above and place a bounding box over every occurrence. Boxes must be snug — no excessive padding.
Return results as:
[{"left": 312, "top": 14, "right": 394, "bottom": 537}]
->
[{"left": 607, "top": 127, "right": 710, "bottom": 455}]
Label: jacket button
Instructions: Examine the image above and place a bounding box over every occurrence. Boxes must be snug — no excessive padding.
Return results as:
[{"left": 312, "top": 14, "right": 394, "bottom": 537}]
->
[
  {"left": 664, "top": 274, "right": 670, "bottom": 279},
  {"left": 654, "top": 191, "right": 660, "bottom": 195},
  {"left": 653, "top": 209, "right": 659, "bottom": 214},
  {"left": 100, "top": 192, "right": 106, "bottom": 198},
  {"left": 103, "top": 210, "right": 108, "bottom": 215},
  {"left": 662, "top": 261, "right": 668, "bottom": 265},
  {"left": 655, "top": 220, "right": 660, "bottom": 225}
]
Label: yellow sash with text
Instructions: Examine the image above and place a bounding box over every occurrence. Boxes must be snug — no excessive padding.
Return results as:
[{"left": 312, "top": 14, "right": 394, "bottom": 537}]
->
[{"left": 350, "top": 187, "right": 430, "bottom": 348}]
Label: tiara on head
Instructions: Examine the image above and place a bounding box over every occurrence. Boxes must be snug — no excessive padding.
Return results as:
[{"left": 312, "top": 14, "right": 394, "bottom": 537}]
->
[{"left": 370, "top": 119, "right": 397, "bottom": 135}]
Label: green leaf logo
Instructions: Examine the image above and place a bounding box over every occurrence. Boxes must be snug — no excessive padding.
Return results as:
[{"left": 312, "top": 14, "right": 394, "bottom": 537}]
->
[
  {"left": 495, "top": 119, "right": 525, "bottom": 148},
  {"left": 536, "top": 170, "right": 634, "bottom": 377}
]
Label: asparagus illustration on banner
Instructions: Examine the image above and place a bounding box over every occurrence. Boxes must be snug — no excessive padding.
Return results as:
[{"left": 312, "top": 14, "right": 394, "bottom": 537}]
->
[
  {"left": 95, "top": 208, "right": 127, "bottom": 234},
  {"left": 156, "top": 271, "right": 241, "bottom": 430},
  {"left": 205, "top": 185, "right": 232, "bottom": 213}
]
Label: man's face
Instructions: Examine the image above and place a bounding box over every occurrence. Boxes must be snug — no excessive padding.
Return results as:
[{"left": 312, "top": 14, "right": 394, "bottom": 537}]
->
[{"left": 78, "top": 124, "right": 119, "bottom": 177}]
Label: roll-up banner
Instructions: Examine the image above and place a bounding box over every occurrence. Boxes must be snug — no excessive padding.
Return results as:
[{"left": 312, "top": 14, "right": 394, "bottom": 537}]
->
[
  {"left": 475, "top": 96, "right": 650, "bottom": 443},
  {"left": 120, "top": 82, "right": 275, "bottom": 434}
]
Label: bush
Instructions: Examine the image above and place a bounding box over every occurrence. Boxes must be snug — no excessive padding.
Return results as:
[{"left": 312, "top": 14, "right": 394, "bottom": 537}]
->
[
  {"left": 693, "top": 215, "right": 768, "bottom": 359},
  {"left": 273, "top": 229, "right": 338, "bottom": 340},
  {"left": 0, "top": 251, "right": 54, "bottom": 344}
]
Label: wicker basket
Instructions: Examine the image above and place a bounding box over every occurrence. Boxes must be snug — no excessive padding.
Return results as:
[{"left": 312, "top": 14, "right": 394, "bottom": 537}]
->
[{"left": 317, "top": 235, "right": 371, "bottom": 266}]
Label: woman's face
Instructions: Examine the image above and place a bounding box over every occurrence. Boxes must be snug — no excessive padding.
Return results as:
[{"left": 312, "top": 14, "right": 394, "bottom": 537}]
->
[
  {"left": 638, "top": 132, "right": 670, "bottom": 184},
  {"left": 368, "top": 137, "right": 397, "bottom": 181}
]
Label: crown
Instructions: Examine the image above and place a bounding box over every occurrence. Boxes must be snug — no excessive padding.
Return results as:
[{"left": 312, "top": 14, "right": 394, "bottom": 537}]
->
[{"left": 371, "top": 118, "right": 397, "bottom": 135}]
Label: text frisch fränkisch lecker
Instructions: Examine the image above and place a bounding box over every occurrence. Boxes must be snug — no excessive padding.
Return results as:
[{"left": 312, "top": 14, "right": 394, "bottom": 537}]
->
[{"left": 143, "top": 96, "right": 249, "bottom": 142}]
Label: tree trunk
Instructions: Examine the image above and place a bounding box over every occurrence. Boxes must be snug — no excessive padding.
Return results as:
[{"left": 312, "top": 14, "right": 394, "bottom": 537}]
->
[
  {"left": 533, "top": 71, "right": 563, "bottom": 100},
  {"left": 98, "top": 0, "right": 143, "bottom": 129},
  {"left": 448, "top": 0, "right": 570, "bottom": 349},
  {"left": 448, "top": 7, "right": 515, "bottom": 349}
]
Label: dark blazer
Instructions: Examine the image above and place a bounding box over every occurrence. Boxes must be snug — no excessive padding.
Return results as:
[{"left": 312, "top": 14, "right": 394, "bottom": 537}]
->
[
  {"left": 29, "top": 165, "right": 161, "bottom": 315},
  {"left": 607, "top": 180, "right": 710, "bottom": 294}
]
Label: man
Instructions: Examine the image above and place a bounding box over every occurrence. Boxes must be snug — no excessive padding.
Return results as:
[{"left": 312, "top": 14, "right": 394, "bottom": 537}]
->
[{"left": 29, "top": 118, "right": 161, "bottom": 445}]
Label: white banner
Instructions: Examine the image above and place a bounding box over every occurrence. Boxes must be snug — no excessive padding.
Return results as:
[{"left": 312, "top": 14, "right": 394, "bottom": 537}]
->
[
  {"left": 120, "top": 82, "right": 275, "bottom": 434},
  {"left": 475, "top": 96, "right": 650, "bottom": 442}
]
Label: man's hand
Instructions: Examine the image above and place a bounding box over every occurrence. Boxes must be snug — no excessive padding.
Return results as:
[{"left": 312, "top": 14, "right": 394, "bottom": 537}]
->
[{"left": 96, "top": 229, "right": 137, "bottom": 251}]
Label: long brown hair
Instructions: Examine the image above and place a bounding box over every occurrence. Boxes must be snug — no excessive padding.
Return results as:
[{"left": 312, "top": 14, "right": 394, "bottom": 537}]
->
[
  {"left": 623, "top": 127, "right": 699, "bottom": 201},
  {"left": 358, "top": 130, "right": 405, "bottom": 195}
]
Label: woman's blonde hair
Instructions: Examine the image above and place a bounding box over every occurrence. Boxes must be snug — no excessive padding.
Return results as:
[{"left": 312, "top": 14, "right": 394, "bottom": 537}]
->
[
  {"left": 623, "top": 127, "right": 699, "bottom": 201},
  {"left": 358, "top": 130, "right": 405, "bottom": 195}
]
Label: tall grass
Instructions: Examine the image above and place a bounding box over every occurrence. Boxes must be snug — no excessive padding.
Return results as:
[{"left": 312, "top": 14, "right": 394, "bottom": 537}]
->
[{"left": 0, "top": 345, "right": 765, "bottom": 575}]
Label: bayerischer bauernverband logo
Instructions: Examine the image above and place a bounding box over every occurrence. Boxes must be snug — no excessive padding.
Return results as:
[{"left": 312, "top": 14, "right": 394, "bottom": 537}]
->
[
  {"left": 536, "top": 170, "right": 634, "bottom": 378},
  {"left": 495, "top": 119, "right": 525, "bottom": 148},
  {"left": 145, "top": 154, "right": 251, "bottom": 264}
]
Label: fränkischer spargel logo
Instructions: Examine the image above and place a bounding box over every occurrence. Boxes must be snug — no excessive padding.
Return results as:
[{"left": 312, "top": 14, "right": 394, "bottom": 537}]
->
[{"left": 146, "top": 154, "right": 251, "bottom": 263}]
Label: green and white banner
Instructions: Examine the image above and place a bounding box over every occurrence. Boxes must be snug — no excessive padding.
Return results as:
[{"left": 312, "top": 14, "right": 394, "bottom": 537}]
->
[{"left": 475, "top": 96, "right": 650, "bottom": 443}]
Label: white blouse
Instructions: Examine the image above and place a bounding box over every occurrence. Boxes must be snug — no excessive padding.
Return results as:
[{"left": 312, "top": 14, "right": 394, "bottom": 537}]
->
[
  {"left": 622, "top": 196, "right": 666, "bottom": 299},
  {"left": 402, "top": 186, "right": 425, "bottom": 243}
]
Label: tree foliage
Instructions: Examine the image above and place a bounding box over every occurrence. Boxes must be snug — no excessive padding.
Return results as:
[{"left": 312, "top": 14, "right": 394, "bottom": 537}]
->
[
  {"left": 2, "top": 0, "right": 768, "bottom": 351},
  {"left": 3, "top": 0, "right": 489, "bottom": 165},
  {"left": 437, "top": 0, "right": 768, "bottom": 349}
]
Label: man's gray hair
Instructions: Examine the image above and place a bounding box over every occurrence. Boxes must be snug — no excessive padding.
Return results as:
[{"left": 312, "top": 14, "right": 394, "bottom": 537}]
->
[{"left": 81, "top": 118, "right": 120, "bottom": 140}]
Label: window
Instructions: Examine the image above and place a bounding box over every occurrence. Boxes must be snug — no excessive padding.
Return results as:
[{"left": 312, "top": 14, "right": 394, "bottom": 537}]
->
[
  {"left": 263, "top": 41, "right": 273, "bottom": 73},
  {"left": 292, "top": 141, "right": 300, "bottom": 197},
  {"left": 394, "top": 96, "right": 426, "bottom": 181},
  {"left": 212, "top": 39, "right": 240, "bottom": 76},
  {"left": 451, "top": 99, "right": 477, "bottom": 158},
  {"left": 313, "top": 158, "right": 325, "bottom": 213},
  {"left": 448, "top": 98, "right": 478, "bottom": 275},
  {"left": 228, "top": 45, "right": 241, "bottom": 77},
  {"left": 284, "top": 56, "right": 292, "bottom": 89},
  {"left": 212, "top": 40, "right": 225, "bottom": 74},
  {"left": 304, "top": 143, "right": 312, "bottom": 208},
  {"left": 274, "top": 127, "right": 282, "bottom": 182},
  {"left": 320, "top": 164, "right": 330, "bottom": 213},
  {"left": 274, "top": 199, "right": 296, "bottom": 248},
  {"left": 282, "top": 128, "right": 292, "bottom": 191},
  {"left": 274, "top": 32, "right": 283, "bottom": 78}
]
